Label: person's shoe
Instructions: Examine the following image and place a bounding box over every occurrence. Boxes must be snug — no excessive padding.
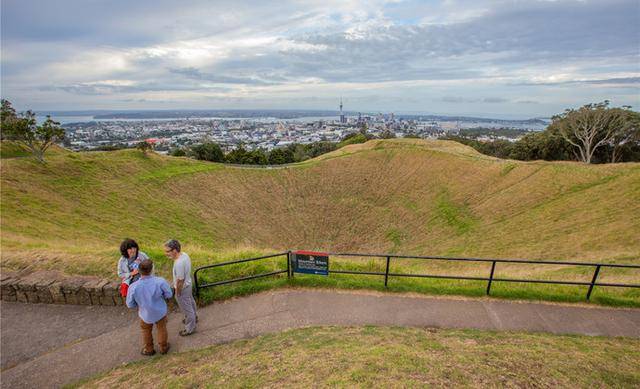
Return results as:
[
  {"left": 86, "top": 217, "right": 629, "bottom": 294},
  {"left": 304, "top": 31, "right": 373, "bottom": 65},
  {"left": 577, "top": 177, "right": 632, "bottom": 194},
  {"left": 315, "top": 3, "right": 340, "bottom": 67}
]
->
[
  {"left": 159, "top": 343, "right": 170, "bottom": 355},
  {"left": 141, "top": 348, "right": 156, "bottom": 356},
  {"left": 179, "top": 329, "right": 195, "bottom": 337}
]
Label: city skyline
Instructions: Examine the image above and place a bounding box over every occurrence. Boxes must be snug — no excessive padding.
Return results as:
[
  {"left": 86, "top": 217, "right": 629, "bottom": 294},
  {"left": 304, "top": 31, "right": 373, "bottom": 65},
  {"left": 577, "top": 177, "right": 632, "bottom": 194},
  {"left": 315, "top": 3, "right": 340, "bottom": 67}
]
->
[{"left": 2, "top": 0, "right": 639, "bottom": 118}]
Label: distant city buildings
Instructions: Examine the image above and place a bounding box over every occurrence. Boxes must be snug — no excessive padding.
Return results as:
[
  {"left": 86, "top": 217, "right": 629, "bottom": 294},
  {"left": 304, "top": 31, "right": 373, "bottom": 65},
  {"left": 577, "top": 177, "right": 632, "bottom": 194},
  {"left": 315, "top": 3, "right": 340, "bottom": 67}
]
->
[{"left": 61, "top": 106, "right": 546, "bottom": 152}]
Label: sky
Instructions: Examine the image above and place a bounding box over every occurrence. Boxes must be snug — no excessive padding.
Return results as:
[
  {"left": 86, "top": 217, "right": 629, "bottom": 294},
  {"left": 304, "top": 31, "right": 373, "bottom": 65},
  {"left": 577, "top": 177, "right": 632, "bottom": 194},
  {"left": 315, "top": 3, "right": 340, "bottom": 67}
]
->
[{"left": 1, "top": 0, "right": 639, "bottom": 118}]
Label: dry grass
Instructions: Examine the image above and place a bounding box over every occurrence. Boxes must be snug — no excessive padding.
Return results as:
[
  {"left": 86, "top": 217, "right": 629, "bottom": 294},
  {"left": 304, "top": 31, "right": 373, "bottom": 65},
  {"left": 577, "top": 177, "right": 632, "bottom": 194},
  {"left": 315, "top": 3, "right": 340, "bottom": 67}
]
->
[
  {"left": 1, "top": 139, "right": 638, "bottom": 304},
  {"left": 70, "top": 326, "right": 640, "bottom": 388}
]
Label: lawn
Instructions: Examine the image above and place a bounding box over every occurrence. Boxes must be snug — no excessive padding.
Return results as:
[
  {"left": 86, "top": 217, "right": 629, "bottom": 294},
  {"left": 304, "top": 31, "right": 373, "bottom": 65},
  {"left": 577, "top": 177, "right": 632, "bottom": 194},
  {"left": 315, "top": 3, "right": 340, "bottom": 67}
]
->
[{"left": 70, "top": 326, "right": 640, "bottom": 388}]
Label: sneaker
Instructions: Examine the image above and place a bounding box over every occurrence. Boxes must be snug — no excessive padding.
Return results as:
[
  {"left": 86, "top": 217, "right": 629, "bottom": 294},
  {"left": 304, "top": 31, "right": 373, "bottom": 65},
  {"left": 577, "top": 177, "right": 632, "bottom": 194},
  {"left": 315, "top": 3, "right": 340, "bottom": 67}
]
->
[{"left": 179, "top": 329, "right": 195, "bottom": 337}]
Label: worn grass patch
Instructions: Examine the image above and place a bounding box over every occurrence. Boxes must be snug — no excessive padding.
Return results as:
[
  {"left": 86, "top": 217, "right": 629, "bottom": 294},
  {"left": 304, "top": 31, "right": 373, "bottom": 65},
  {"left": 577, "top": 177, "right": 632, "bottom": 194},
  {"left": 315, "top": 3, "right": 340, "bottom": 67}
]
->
[{"left": 70, "top": 326, "right": 640, "bottom": 388}]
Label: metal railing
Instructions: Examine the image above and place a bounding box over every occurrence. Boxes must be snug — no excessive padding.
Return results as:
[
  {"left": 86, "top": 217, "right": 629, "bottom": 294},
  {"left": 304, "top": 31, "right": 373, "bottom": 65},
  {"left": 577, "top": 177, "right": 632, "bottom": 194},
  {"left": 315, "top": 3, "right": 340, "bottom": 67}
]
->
[
  {"left": 194, "top": 252, "right": 289, "bottom": 297},
  {"left": 194, "top": 251, "right": 640, "bottom": 300}
]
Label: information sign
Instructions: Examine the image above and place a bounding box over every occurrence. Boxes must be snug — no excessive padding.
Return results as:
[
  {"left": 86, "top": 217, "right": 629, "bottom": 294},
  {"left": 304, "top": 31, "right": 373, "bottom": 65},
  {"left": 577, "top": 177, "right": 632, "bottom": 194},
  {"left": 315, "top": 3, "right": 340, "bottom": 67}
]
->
[{"left": 293, "top": 250, "right": 329, "bottom": 275}]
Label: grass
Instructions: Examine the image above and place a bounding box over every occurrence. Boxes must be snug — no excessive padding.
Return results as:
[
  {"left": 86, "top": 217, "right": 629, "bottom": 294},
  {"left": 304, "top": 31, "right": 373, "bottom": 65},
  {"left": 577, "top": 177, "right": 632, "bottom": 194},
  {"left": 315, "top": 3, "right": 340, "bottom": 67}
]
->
[
  {"left": 433, "top": 190, "right": 478, "bottom": 235},
  {"left": 69, "top": 326, "right": 640, "bottom": 388},
  {"left": 0, "top": 142, "right": 30, "bottom": 158},
  {"left": 195, "top": 255, "right": 640, "bottom": 307},
  {"left": 1, "top": 139, "right": 639, "bottom": 306}
]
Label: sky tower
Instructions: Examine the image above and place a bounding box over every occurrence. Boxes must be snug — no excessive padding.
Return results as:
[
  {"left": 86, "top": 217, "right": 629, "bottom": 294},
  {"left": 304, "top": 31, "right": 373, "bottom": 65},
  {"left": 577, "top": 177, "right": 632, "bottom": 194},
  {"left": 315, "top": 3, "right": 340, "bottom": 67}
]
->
[{"left": 339, "top": 97, "right": 346, "bottom": 124}]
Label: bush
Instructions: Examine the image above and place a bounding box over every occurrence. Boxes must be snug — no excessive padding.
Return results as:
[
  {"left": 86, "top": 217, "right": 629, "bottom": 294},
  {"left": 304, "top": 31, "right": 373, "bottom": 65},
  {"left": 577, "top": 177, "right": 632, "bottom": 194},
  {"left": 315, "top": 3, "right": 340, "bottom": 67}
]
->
[
  {"left": 189, "top": 142, "right": 224, "bottom": 162},
  {"left": 170, "top": 147, "right": 187, "bottom": 157},
  {"left": 508, "top": 130, "right": 573, "bottom": 161},
  {"left": 136, "top": 141, "right": 153, "bottom": 154},
  {"left": 268, "top": 148, "right": 294, "bottom": 164},
  {"left": 379, "top": 129, "right": 396, "bottom": 139}
]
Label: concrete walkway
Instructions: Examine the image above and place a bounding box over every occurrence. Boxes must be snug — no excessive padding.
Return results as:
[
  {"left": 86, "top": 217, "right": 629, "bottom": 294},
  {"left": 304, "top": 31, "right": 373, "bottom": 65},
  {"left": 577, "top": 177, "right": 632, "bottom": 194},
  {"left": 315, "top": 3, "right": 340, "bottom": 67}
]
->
[{"left": 2, "top": 288, "right": 639, "bottom": 388}]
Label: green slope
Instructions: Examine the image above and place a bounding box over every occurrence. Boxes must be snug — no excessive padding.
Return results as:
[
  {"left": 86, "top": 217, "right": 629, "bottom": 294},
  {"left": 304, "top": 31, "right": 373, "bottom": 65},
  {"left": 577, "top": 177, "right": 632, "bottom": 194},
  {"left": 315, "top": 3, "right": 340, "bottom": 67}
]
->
[{"left": 1, "top": 139, "right": 638, "bottom": 304}]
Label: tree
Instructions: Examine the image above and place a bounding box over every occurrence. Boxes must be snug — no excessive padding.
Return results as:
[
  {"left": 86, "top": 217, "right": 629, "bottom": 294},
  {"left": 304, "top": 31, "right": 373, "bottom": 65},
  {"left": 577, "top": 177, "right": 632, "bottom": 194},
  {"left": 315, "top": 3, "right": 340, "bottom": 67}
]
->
[
  {"left": 189, "top": 142, "right": 224, "bottom": 162},
  {"left": 268, "top": 148, "right": 288, "bottom": 164},
  {"left": 306, "top": 141, "right": 337, "bottom": 158},
  {"left": 608, "top": 108, "right": 640, "bottom": 163},
  {"left": 170, "top": 147, "right": 187, "bottom": 157},
  {"left": 225, "top": 144, "right": 249, "bottom": 164},
  {"left": 247, "top": 149, "right": 268, "bottom": 165},
  {"left": 1, "top": 100, "right": 65, "bottom": 163},
  {"left": 507, "top": 130, "right": 573, "bottom": 161},
  {"left": 136, "top": 141, "right": 153, "bottom": 155},
  {"left": 551, "top": 101, "right": 630, "bottom": 164},
  {"left": 379, "top": 129, "right": 396, "bottom": 139},
  {"left": 1, "top": 99, "right": 18, "bottom": 139}
]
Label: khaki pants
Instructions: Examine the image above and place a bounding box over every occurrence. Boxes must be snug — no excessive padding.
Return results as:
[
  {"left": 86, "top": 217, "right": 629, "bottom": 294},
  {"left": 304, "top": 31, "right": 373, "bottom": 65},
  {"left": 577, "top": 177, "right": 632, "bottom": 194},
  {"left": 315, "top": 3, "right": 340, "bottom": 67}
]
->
[{"left": 140, "top": 315, "right": 168, "bottom": 353}]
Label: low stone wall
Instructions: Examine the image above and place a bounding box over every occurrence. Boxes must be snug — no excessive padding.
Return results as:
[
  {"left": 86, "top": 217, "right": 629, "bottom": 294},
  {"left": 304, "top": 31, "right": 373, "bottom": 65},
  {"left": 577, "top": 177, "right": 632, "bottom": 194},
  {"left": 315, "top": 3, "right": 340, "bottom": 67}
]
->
[{"left": 1, "top": 270, "right": 126, "bottom": 306}]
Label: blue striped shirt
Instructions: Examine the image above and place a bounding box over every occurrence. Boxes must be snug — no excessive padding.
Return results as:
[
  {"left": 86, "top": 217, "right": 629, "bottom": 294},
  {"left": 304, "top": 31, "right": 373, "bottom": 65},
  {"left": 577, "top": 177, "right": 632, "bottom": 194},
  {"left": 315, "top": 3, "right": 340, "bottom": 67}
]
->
[{"left": 126, "top": 276, "right": 173, "bottom": 324}]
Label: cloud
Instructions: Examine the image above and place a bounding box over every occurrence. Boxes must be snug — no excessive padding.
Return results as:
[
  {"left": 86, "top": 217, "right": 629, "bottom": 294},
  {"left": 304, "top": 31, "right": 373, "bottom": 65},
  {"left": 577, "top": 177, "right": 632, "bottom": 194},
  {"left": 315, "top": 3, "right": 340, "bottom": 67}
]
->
[
  {"left": 39, "top": 81, "right": 231, "bottom": 95},
  {"left": 168, "top": 67, "right": 277, "bottom": 85},
  {"left": 440, "top": 96, "right": 509, "bottom": 104},
  {"left": 482, "top": 97, "right": 509, "bottom": 104},
  {"left": 1, "top": 0, "right": 639, "bottom": 115},
  {"left": 515, "top": 77, "right": 640, "bottom": 86}
]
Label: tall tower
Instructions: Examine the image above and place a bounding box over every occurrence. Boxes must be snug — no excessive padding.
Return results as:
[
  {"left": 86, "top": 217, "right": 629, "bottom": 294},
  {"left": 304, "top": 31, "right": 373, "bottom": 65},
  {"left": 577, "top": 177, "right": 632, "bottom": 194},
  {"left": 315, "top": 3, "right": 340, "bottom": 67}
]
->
[{"left": 339, "top": 97, "right": 346, "bottom": 124}]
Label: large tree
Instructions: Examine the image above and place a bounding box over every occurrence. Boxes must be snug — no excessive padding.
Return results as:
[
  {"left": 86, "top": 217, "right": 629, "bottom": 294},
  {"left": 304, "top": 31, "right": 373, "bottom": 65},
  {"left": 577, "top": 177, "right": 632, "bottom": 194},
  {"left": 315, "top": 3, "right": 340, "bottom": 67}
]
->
[
  {"left": 551, "top": 101, "right": 636, "bottom": 164},
  {"left": 608, "top": 108, "right": 640, "bottom": 163},
  {"left": 1, "top": 99, "right": 65, "bottom": 163},
  {"left": 1, "top": 99, "right": 18, "bottom": 136}
]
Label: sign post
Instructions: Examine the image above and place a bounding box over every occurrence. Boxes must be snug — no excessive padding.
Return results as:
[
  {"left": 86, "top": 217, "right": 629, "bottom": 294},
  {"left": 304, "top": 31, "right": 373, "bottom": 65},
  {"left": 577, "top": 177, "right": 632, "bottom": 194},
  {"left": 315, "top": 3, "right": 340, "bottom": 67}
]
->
[{"left": 293, "top": 250, "right": 329, "bottom": 275}]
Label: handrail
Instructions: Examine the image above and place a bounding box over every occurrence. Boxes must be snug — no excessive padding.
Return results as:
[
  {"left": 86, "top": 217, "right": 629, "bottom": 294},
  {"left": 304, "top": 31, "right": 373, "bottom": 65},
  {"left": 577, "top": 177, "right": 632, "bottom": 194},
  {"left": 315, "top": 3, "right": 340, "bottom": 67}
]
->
[
  {"left": 325, "top": 252, "right": 640, "bottom": 268},
  {"left": 193, "top": 250, "right": 639, "bottom": 300},
  {"left": 193, "top": 252, "right": 289, "bottom": 297}
]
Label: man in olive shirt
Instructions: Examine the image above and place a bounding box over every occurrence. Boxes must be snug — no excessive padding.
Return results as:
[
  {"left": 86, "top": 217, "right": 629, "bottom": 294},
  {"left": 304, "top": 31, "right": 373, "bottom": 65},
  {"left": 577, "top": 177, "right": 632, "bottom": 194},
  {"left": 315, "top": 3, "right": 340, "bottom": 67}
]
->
[{"left": 164, "top": 239, "right": 197, "bottom": 336}]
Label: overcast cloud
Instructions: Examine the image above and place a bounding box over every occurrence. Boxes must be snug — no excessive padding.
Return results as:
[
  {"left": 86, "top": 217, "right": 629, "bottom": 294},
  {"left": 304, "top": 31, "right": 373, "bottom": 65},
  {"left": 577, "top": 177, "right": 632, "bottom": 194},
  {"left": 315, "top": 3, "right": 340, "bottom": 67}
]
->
[{"left": 1, "top": 0, "right": 639, "bottom": 117}]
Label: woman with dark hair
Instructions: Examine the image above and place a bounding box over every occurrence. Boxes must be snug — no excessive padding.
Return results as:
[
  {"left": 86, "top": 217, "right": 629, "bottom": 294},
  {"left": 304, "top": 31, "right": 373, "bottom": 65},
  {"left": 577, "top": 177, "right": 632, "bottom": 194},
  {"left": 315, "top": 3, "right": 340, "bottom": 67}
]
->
[{"left": 117, "top": 238, "right": 149, "bottom": 297}]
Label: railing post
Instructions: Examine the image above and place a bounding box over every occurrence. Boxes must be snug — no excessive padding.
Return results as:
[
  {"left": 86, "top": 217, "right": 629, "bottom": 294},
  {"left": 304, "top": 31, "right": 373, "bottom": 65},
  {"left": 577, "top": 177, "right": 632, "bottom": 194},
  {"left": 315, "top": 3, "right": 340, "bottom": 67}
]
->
[
  {"left": 586, "top": 265, "right": 601, "bottom": 300},
  {"left": 486, "top": 261, "right": 496, "bottom": 295},
  {"left": 194, "top": 269, "right": 199, "bottom": 298},
  {"left": 286, "top": 251, "right": 291, "bottom": 278},
  {"left": 289, "top": 251, "right": 295, "bottom": 279},
  {"left": 384, "top": 256, "right": 391, "bottom": 287}
]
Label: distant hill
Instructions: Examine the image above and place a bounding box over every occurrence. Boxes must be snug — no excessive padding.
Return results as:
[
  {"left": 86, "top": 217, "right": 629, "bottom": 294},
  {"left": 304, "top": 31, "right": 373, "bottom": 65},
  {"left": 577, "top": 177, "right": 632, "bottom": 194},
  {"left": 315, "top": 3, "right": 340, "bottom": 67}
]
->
[{"left": 1, "top": 139, "right": 638, "bottom": 281}]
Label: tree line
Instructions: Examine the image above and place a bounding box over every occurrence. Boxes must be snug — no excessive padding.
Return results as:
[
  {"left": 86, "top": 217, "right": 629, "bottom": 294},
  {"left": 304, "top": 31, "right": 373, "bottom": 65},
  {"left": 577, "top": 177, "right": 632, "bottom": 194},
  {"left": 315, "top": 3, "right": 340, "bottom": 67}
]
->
[
  {"left": 2, "top": 97, "right": 638, "bottom": 164},
  {"left": 170, "top": 141, "right": 339, "bottom": 165},
  {"left": 443, "top": 101, "right": 640, "bottom": 163}
]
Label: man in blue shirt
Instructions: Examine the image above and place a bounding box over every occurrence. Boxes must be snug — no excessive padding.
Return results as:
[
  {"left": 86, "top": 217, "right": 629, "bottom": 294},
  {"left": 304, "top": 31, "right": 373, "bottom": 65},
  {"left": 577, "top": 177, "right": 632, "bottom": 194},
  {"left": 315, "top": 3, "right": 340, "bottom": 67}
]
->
[{"left": 126, "top": 259, "right": 173, "bottom": 355}]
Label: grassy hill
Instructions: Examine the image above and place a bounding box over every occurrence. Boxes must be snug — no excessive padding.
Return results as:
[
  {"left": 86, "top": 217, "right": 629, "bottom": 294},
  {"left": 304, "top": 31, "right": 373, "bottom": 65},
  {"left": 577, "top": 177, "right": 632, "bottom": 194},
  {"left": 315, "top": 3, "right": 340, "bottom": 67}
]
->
[
  {"left": 73, "top": 326, "right": 640, "bottom": 388},
  {"left": 1, "top": 139, "right": 639, "bottom": 304}
]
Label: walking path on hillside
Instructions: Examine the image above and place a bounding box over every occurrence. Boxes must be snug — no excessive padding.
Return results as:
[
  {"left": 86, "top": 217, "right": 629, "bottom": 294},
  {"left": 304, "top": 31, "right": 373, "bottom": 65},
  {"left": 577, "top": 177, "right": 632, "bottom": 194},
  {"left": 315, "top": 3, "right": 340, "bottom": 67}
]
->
[{"left": 2, "top": 289, "right": 639, "bottom": 388}]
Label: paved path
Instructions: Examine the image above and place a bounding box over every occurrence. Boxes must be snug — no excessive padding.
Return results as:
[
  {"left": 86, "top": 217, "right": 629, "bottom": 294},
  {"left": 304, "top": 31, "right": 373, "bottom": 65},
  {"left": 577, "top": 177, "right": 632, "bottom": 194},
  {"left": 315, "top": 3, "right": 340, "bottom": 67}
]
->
[{"left": 2, "top": 289, "right": 640, "bottom": 388}]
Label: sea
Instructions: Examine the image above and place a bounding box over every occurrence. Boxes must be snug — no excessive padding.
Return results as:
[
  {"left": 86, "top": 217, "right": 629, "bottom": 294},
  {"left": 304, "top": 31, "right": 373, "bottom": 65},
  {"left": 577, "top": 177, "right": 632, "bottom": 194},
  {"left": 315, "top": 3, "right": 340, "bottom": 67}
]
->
[{"left": 35, "top": 115, "right": 341, "bottom": 125}]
